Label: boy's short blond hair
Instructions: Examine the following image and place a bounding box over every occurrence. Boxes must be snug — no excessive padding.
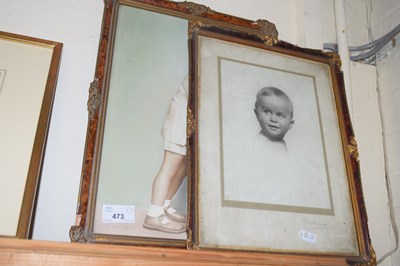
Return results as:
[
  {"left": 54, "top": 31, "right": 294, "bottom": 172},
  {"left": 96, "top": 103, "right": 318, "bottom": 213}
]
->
[{"left": 255, "top": 87, "right": 293, "bottom": 117}]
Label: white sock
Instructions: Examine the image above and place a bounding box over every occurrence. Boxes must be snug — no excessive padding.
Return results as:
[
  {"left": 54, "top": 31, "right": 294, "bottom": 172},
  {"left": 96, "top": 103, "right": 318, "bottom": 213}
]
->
[
  {"left": 163, "top": 200, "right": 177, "bottom": 214},
  {"left": 147, "top": 204, "right": 164, "bottom": 217},
  {"left": 163, "top": 199, "right": 172, "bottom": 208}
]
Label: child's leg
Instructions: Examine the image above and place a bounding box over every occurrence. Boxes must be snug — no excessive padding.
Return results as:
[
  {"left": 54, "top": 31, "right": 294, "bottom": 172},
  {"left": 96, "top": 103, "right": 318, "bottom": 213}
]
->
[
  {"left": 151, "top": 150, "right": 186, "bottom": 206},
  {"left": 144, "top": 150, "right": 186, "bottom": 233},
  {"left": 163, "top": 157, "right": 187, "bottom": 223},
  {"left": 165, "top": 156, "right": 186, "bottom": 201}
]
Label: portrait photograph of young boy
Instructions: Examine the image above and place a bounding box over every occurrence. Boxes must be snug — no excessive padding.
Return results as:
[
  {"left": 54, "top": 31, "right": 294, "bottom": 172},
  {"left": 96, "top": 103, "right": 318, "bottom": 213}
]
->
[
  {"left": 195, "top": 34, "right": 360, "bottom": 254},
  {"left": 219, "top": 58, "right": 332, "bottom": 213},
  {"left": 253, "top": 86, "right": 294, "bottom": 153}
]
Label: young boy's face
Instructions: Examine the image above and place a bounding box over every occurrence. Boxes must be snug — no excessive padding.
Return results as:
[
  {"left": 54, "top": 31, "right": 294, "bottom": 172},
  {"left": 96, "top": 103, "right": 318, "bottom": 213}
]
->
[{"left": 255, "top": 94, "right": 294, "bottom": 141}]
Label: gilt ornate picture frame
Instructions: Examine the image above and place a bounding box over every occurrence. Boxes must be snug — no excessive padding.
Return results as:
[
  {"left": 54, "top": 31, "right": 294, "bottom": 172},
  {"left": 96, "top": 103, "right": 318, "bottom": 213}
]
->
[
  {"left": 189, "top": 23, "right": 373, "bottom": 265},
  {"left": 0, "top": 31, "right": 62, "bottom": 238}
]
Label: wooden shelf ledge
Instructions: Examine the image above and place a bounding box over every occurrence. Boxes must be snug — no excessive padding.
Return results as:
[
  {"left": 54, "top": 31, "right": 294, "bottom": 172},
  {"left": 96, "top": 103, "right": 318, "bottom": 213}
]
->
[{"left": 0, "top": 238, "right": 348, "bottom": 265}]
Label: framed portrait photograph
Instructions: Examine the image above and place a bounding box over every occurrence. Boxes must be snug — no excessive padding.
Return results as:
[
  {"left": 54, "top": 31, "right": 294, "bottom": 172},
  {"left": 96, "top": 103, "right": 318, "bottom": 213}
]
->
[
  {"left": 190, "top": 25, "right": 373, "bottom": 264},
  {"left": 0, "top": 31, "right": 62, "bottom": 238}
]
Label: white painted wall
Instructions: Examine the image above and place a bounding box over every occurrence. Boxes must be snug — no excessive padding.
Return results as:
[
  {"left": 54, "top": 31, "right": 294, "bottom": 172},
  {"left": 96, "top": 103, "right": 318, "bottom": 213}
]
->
[
  {"left": 350, "top": 62, "right": 391, "bottom": 266},
  {"left": 370, "top": 1, "right": 400, "bottom": 265},
  {"left": 376, "top": 50, "right": 400, "bottom": 265},
  {"left": 0, "top": 0, "right": 397, "bottom": 264},
  {"left": 344, "top": 1, "right": 393, "bottom": 265}
]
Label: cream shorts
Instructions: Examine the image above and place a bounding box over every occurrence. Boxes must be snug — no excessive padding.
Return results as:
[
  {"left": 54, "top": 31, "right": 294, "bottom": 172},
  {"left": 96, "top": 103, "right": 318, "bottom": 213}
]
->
[
  {"left": 161, "top": 76, "right": 188, "bottom": 155},
  {"left": 163, "top": 140, "right": 186, "bottom": 156}
]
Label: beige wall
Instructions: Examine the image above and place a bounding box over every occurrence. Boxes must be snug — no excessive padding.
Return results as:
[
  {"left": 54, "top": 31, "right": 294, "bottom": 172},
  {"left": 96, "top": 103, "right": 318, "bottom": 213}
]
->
[{"left": 371, "top": 0, "right": 400, "bottom": 265}]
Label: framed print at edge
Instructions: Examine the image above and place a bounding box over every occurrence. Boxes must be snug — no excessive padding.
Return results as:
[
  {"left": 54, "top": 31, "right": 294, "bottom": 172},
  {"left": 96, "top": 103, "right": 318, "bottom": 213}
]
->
[
  {"left": 190, "top": 25, "right": 374, "bottom": 265},
  {"left": 0, "top": 31, "right": 62, "bottom": 238}
]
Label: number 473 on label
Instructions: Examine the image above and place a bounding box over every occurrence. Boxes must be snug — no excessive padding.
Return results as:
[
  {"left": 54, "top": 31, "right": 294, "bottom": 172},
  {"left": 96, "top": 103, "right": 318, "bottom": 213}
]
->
[{"left": 102, "top": 204, "right": 135, "bottom": 223}]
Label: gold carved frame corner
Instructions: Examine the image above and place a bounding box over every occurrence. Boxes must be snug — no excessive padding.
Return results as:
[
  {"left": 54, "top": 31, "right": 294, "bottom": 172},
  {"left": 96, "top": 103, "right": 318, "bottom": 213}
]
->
[
  {"left": 87, "top": 78, "right": 101, "bottom": 121},
  {"left": 348, "top": 136, "right": 360, "bottom": 162}
]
